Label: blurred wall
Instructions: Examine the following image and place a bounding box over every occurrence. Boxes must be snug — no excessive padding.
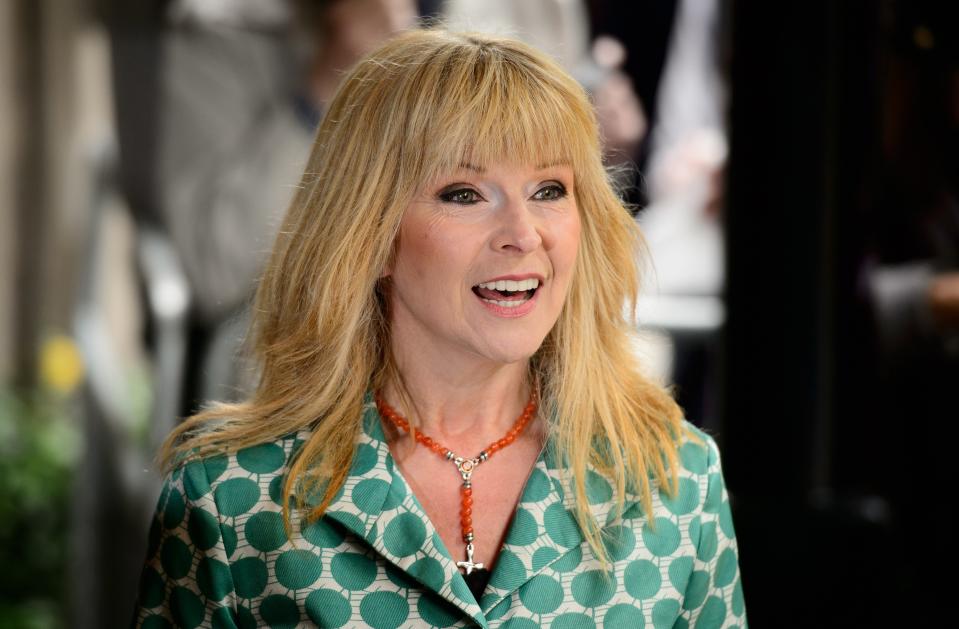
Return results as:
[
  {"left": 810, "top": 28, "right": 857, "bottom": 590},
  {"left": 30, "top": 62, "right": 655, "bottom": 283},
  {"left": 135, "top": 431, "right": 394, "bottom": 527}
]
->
[
  {"left": 0, "top": 0, "right": 16, "bottom": 384},
  {"left": 0, "top": 0, "right": 103, "bottom": 387}
]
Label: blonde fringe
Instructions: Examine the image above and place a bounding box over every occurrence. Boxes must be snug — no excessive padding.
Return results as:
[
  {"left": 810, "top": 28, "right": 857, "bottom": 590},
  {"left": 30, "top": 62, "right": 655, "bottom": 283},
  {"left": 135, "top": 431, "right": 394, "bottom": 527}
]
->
[{"left": 156, "top": 29, "right": 701, "bottom": 566}]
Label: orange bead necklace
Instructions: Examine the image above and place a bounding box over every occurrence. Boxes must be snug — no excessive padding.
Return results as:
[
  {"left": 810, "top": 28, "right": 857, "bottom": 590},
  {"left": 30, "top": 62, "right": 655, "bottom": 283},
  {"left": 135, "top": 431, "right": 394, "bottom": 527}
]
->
[{"left": 375, "top": 387, "right": 539, "bottom": 575}]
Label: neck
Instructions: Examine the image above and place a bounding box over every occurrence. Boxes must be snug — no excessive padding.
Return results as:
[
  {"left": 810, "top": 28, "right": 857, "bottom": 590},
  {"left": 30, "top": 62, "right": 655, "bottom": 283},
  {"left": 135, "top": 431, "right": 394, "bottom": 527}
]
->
[{"left": 383, "top": 347, "right": 535, "bottom": 448}]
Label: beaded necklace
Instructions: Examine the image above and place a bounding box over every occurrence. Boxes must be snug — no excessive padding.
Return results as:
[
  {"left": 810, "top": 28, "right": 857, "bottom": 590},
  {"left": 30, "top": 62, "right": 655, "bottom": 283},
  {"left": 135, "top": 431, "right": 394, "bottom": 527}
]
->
[{"left": 375, "top": 387, "right": 538, "bottom": 575}]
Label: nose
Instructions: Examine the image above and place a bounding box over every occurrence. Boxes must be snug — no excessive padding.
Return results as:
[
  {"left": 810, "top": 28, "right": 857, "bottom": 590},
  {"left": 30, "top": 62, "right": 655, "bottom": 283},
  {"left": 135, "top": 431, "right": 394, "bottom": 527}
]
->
[{"left": 491, "top": 198, "right": 544, "bottom": 254}]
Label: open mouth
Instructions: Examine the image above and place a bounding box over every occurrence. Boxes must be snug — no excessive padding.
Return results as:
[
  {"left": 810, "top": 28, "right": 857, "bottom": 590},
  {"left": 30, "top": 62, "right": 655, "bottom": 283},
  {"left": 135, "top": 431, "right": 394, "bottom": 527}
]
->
[{"left": 471, "top": 278, "right": 540, "bottom": 309}]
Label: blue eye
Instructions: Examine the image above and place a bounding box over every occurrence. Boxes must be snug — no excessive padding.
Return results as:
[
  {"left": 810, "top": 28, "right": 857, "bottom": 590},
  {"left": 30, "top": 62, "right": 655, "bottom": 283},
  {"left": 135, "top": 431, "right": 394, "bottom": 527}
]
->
[
  {"left": 439, "top": 188, "right": 482, "bottom": 204},
  {"left": 533, "top": 183, "right": 567, "bottom": 201}
]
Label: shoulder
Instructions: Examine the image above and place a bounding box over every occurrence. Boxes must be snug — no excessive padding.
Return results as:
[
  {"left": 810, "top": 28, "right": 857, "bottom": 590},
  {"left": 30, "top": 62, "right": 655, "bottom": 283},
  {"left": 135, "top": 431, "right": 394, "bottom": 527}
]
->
[
  {"left": 660, "top": 420, "right": 734, "bottom": 534},
  {"left": 674, "top": 419, "right": 725, "bottom": 478},
  {"left": 152, "top": 433, "right": 307, "bottom": 564},
  {"left": 168, "top": 431, "right": 307, "bottom": 510},
  {"left": 624, "top": 419, "right": 730, "bottom": 522}
]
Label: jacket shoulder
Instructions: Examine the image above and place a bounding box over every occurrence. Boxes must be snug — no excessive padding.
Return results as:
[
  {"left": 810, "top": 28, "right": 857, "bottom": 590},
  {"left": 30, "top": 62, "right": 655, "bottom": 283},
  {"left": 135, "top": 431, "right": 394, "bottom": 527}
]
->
[{"left": 675, "top": 419, "right": 723, "bottom": 477}]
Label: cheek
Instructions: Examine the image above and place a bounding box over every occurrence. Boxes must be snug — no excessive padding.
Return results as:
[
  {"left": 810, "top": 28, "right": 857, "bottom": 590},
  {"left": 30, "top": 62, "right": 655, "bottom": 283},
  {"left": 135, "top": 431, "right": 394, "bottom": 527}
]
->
[
  {"left": 569, "top": 216, "right": 582, "bottom": 259},
  {"left": 403, "top": 232, "right": 436, "bottom": 278},
  {"left": 554, "top": 214, "right": 582, "bottom": 277},
  {"left": 395, "top": 217, "right": 472, "bottom": 286},
  {"left": 395, "top": 214, "right": 439, "bottom": 276}
]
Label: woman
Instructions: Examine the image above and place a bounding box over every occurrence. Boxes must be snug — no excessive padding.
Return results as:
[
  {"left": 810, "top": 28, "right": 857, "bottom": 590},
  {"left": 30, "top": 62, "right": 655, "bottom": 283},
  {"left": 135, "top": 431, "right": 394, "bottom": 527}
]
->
[{"left": 133, "top": 29, "right": 746, "bottom": 628}]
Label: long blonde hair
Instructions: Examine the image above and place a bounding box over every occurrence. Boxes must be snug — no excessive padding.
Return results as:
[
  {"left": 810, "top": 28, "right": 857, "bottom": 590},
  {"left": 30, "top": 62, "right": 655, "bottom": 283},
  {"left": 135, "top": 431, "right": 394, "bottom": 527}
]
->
[{"left": 158, "top": 29, "right": 694, "bottom": 564}]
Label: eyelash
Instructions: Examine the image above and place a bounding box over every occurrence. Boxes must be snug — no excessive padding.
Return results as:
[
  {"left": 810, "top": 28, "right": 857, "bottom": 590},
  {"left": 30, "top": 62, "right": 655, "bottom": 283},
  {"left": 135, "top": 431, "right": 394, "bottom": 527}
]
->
[
  {"left": 533, "top": 183, "right": 568, "bottom": 201},
  {"left": 439, "top": 188, "right": 483, "bottom": 204},
  {"left": 438, "top": 182, "right": 568, "bottom": 205}
]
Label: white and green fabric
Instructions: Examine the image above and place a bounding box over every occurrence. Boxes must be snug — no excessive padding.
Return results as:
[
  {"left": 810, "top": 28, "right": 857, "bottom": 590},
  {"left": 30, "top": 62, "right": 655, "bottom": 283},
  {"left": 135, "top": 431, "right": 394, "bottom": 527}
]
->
[{"left": 132, "top": 397, "right": 747, "bottom": 628}]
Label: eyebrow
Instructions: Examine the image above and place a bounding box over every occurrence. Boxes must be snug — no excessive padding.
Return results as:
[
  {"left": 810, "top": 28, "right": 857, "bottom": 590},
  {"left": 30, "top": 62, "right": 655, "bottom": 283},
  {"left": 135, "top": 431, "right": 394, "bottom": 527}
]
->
[{"left": 458, "top": 160, "right": 570, "bottom": 172}]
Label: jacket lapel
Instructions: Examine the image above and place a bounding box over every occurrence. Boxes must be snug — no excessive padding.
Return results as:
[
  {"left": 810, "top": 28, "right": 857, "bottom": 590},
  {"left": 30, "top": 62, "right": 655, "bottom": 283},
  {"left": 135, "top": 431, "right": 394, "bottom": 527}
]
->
[{"left": 478, "top": 442, "right": 644, "bottom": 615}]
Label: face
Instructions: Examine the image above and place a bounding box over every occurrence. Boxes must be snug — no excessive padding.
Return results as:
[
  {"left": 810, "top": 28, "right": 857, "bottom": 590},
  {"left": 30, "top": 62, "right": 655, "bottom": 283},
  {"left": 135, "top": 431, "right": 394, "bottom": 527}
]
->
[{"left": 384, "top": 161, "right": 581, "bottom": 368}]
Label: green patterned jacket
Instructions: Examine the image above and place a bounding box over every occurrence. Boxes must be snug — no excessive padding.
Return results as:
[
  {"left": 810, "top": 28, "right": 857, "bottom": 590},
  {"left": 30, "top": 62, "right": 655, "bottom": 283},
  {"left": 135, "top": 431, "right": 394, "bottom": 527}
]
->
[{"left": 132, "top": 398, "right": 747, "bottom": 628}]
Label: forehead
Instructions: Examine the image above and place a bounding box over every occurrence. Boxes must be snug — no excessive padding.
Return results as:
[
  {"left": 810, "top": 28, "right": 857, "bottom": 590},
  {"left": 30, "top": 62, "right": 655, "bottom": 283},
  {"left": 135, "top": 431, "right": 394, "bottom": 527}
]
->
[
  {"left": 420, "top": 138, "right": 578, "bottom": 190},
  {"left": 415, "top": 160, "right": 574, "bottom": 193}
]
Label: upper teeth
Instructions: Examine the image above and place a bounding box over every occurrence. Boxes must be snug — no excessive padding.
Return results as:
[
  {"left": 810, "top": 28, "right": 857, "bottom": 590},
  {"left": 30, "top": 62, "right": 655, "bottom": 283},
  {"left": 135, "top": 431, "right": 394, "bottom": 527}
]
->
[{"left": 477, "top": 278, "right": 540, "bottom": 291}]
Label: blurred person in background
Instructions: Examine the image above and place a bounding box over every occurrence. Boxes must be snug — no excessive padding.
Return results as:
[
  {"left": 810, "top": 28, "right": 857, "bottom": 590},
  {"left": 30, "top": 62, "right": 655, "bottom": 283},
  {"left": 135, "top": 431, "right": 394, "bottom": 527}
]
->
[
  {"left": 638, "top": 0, "right": 726, "bottom": 295},
  {"left": 131, "top": 30, "right": 745, "bottom": 627},
  {"left": 109, "top": 0, "right": 418, "bottom": 418},
  {"left": 618, "top": 0, "right": 727, "bottom": 429}
]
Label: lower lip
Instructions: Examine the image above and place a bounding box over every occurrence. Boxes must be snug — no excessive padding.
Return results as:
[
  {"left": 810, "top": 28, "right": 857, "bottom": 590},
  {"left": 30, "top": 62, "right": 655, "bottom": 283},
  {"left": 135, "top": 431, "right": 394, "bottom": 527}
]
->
[{"left": 474, "top": 288, "right": 540, "bottom": 318}]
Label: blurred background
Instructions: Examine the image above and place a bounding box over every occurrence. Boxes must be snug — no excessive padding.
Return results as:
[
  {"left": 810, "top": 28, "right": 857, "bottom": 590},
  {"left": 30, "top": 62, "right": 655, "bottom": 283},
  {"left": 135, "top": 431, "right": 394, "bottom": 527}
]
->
[{"left": 1, "top": 0, "right": 957, "bottom": 627}]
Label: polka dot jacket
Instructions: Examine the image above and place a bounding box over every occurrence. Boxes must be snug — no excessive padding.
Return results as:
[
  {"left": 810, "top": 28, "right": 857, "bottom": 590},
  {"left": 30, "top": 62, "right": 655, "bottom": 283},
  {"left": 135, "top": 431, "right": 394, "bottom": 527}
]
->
[{"left": 132, "top": 397, "right": 747, "bottom": 628}]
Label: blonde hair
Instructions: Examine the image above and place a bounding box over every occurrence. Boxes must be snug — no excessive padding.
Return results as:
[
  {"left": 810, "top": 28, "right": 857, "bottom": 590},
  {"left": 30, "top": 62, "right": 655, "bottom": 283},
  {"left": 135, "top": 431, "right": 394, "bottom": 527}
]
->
[{"left": 158, "top": 29, "right": 696, "bottom": 564}]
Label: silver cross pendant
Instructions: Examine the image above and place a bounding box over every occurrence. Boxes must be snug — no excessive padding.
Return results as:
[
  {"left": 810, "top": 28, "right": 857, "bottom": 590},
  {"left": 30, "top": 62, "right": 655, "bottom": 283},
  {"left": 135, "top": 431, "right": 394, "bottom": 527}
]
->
[{"left": 456, "top": 542, "right": 485, "bottom": 575}]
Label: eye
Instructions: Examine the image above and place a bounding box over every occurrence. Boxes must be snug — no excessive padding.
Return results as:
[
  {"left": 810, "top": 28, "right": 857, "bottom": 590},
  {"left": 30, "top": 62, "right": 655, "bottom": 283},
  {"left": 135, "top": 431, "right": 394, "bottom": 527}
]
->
[
  {"left": 439, "top": 187, "right": 483, "bottom": 205},
  {"left": 532, "top": 182, "right": 567, "bottom": 201}
]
